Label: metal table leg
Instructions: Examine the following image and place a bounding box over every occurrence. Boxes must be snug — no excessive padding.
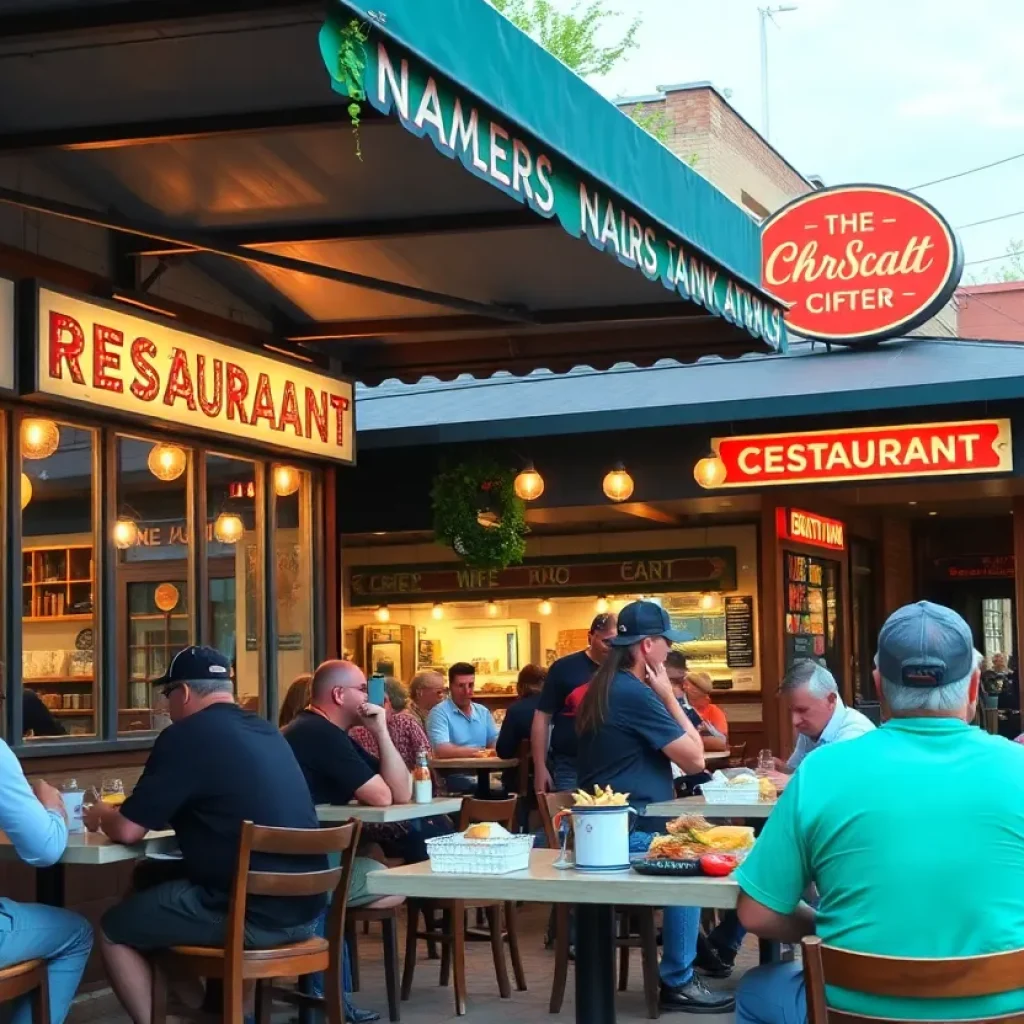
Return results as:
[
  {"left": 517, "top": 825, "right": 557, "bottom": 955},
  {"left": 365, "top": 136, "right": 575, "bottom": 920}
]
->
[{"left": 575, "top": 903, "right": 616, "bottom": 1024}]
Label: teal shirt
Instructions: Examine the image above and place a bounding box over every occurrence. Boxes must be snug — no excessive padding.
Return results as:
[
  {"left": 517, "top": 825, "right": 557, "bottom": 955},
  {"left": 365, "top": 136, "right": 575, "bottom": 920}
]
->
[{"left": 736, "top": 718, "right": 1024, "bottom": 1019}]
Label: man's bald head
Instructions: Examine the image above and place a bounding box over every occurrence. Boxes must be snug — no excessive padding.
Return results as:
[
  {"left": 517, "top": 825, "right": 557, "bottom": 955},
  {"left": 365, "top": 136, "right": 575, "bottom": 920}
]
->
[{"left": 311, "top": 659, "right": 366, "bottom": 702}]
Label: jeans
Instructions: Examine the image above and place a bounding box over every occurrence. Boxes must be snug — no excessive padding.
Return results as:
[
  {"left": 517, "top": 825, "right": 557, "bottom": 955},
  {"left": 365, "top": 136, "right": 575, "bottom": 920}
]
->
[
  {"left": 549, "top": 756, "right": 577, "bottom": 793},
  {"left": 308, "top": 907, "right": 353, "bottom": 1000},
  {"left": 0, "top": 898, "right": 93, "bottom": 1024},
  {"left": 736, "top": 961, "right": 807, "bottom": 1024},
  {"left": 709, "top": 910, "right": 747, "bottom": 953},
  {"left": 627, "top": 832, "right": 698, "bottom": 988}
]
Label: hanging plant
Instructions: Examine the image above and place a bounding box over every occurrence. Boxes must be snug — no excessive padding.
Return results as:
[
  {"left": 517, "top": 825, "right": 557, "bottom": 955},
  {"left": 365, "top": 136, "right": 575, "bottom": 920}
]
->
[
  {"left": 336, "top": 19, "right": 370, "bottom": 160},
  {"left": 432, "top": 459, "right": 528, "bottom": 570}
]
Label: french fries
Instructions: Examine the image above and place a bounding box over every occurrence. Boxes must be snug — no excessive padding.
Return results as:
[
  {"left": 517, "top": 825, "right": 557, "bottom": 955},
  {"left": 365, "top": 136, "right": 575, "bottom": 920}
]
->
[{"left": 572, "top": 785, "right": 629, "bottom": 806}]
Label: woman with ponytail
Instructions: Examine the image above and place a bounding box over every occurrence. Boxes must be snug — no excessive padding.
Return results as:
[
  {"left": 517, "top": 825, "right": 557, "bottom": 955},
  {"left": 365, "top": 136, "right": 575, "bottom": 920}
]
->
[{"left": 575, "top": 600, "right": 734, "bottom": 1015}]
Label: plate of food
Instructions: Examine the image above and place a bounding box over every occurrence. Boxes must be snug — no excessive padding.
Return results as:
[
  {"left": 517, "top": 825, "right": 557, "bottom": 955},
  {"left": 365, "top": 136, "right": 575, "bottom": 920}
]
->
[{"left": 630, "top": 815, "right": 754, "bottom": 876}]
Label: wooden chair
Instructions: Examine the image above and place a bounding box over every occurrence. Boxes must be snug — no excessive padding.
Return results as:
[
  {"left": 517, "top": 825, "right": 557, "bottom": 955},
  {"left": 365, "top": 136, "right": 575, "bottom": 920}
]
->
[
  {"left": 515, "top": 738, "right": 532, "bottom": 832},
  {"left": 538, "top": 792, "right": 659, "bottom": 1019},
  {"left": 346, "top": 905, "right": 400, "bottom": 1021},
  {"left": 0, "top": 960, "right": 49, "bottom": 1024},
  {"left": 151, "top": 818, "right": 361, "bottom": 1024},
  {"left": 401, "top": 797, "right": 526, "bottom": 1015},
  {"left": 803, "top": 936, "right": 1024, "bottom": 1024}
]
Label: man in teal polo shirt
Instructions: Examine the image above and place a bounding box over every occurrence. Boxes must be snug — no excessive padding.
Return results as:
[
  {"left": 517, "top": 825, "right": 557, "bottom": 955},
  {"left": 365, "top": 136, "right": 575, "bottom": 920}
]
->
[
  {"left": 735, "top": 601, "right": 1024, "bottom": 1024},
  {"left": 427, "top": 662, "right": 499, "bottom": 794}
]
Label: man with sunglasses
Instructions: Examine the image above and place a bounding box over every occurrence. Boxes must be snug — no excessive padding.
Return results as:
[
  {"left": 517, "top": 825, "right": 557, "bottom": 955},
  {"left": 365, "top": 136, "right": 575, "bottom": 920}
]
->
[
  {"left": 85, "top": 646, "right": 326, "bottom": 1024},
  {"left": 531, "top": 612, "right": 617, "bottom": 794}
]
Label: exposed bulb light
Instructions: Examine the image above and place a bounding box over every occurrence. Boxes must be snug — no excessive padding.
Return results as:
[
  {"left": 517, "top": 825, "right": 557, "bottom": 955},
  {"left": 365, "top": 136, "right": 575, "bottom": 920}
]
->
[
  {"left": 595, "top": 596, "right": 610, "bottom": 614},
  {"left": 602, "top": 463, "right": 634, "bottom": 502},
  {"left": 375, "top": 605, "right": 391, "bottom": 623},
  {"left": 694, "top": 455, "right": 727, "bottom": 489},
  {"left": 147, "top": 443, "right": 186, "bottom": 482},
  {"left": 513, "top": 463, "right": 545, "bottom": 501},
  {"left": 21, "top": 419, "right": 60, "bottom": 460},
  {"left": 431, "top": 602, "right": 444, "bottom": 621},
  {"left": 538, "top": 599, "right": 553, "bottom": 616},
  {"left": 486, "top": 601, "right": 499, "bottom": 618},
  {"left": 699, "top": 592, "right": 717, "bottom": 611},
  {"left": 274, "top": 465, "right": 301, "bottom": 497}
]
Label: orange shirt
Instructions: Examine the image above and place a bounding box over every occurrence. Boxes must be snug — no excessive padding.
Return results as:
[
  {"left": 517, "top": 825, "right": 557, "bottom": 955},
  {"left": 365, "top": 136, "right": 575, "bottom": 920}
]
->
[{"left": 695, "top": 701, "right": 729, "bottom": 738}]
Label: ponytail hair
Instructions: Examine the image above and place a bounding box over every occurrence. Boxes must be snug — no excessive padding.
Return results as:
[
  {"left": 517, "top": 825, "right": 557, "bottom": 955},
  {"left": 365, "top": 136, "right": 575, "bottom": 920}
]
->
[{"left": 577, "top": 644, "right": 636, "bottom": 735}]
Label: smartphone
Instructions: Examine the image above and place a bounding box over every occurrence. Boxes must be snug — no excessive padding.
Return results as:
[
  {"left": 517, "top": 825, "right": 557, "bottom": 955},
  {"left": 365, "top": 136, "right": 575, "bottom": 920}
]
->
[{"left": 368, "top": 674, "right": 386, "bottom": 707}]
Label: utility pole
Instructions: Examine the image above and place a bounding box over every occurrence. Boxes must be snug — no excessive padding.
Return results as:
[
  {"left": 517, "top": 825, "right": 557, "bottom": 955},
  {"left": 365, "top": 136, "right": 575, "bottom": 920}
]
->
[{"left": 759, "top": 5, "right": 797, "bottom": 142}]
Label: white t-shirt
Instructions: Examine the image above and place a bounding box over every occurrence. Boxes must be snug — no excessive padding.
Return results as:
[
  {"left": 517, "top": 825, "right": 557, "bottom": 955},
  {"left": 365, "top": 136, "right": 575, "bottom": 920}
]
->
[{"left": 787, "top": 698, "right": 875, "bottom": 770}]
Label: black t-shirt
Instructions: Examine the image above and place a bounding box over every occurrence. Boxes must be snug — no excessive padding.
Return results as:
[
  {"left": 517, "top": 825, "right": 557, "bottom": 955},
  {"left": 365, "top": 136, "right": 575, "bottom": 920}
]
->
[
  {"left": 536, "top": 649, "right": 600, "bottom": 760},
  {"left": 120, "top": 702, "right": 325, "bottom": 929},
  {"left": 283, "top": 710, "right": 380, "bottom": 805},
  {"left": 577, "top": 670, "right": 684, "bottom": 813},
  {"left": 23, "top": 690, "right": 65, "bottom": 737}
]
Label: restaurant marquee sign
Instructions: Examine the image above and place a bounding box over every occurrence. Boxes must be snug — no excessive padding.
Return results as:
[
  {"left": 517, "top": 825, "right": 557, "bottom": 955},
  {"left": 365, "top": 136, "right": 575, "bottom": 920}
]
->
[
  {"left": 349, "top": 548, "right": 737, "bottom": 605},
  {"left": 695, "top": 420, "right": 1012, "bottom": 489},
  {"left": 318, "top": 29, "right": 786, "bottom": 352},
  {"left": 761, "top": 185, "right": 963, "bottom": 344},
  {"left": 776, "top": 508, "right": 846, "bottom": 552},
  {"left": 31, "top": 288, "right": 355, "bottom": 464}
]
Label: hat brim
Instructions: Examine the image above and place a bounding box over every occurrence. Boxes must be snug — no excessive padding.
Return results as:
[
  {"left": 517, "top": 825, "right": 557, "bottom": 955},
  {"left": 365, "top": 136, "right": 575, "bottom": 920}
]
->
[{"left": 610, "top": 627, "right": 692, "bottom": 647}]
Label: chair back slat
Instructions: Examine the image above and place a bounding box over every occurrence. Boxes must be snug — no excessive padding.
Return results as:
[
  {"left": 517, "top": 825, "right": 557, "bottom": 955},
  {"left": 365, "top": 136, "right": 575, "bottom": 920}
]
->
[
  {"left": 803, "top": 937, "right": 1024, "bottom": 1024},
  {"left": 458, "top": 796, "right": 518, "bottom": 831},
  {"left": 538, "top": 791, "right": 574, "bottom": 849},
  {"left": 247, "top": 822, "right": 359, "bottom": 856},
  {"left": 516, "top": 739, "right": 531, "bottom": 798},
  {"left": 246, "top": 867, "right": 343, "bottom": 897}
]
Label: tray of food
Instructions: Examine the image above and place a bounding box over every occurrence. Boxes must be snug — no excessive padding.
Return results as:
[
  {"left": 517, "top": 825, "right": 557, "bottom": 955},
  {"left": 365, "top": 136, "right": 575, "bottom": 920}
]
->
[
  {"left": 425, "top": 822, "right": 534, "bottom": 874},
  {"left": 701, "top": 770, "right": 775, "bottom": 804},
  {"left": 631, "top": 815, "right": 754, "bottom": 877}
]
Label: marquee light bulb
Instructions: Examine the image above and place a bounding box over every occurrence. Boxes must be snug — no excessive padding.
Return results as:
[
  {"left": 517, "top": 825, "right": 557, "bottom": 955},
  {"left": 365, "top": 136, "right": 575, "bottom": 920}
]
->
[
  {"left": 602, "top": 464, "right": 634, "bottom": 503},
  {"left": 694, "top": 456, "right": 726, "bottom": 489},
  {"left": 514, "top": 464, "right": 545, "bottom": 501}
]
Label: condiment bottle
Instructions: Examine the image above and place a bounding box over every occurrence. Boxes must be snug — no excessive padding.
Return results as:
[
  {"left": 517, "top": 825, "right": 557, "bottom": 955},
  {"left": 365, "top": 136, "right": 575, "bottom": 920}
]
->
[{"left": 413, "top": 750, "right": 432, "bottom": 804}]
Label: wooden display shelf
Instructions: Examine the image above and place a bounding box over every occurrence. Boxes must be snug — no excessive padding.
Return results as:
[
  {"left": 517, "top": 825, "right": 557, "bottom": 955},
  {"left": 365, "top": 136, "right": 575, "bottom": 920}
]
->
[
  {"left": 23, "top": 677, "right": 94, "bottom": 685},
  {"left": 23, "top": 614, "right": 93, "bottom": 623}
]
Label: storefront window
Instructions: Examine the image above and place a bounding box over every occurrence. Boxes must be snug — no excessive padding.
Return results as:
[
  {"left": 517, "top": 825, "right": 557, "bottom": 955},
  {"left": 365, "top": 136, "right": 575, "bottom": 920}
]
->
[
  {"left": 20, "top": 419, "right": 97, "bottom": 741},
  {"left": 206, "top": 453, "right": 262, "bottom": 713},
  {"left": 116, "top": 436, "right": 194, "bottom": 734},
  {"left": 272, "top": 465, "right": 315, "bottom": 713}
]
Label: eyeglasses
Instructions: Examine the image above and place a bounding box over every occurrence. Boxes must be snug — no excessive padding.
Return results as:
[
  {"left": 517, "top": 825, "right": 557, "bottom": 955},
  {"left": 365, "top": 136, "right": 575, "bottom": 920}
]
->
[{"left": 160, "top": 682, "right": 184, "bottom": 699}]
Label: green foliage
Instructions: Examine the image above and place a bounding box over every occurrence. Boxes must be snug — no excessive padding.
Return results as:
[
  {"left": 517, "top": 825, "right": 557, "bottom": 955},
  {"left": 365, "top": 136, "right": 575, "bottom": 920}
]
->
[
  {"left": 336, "top": 19, "right": 370, "bottom": 160},
  {"left": 966, "top": 239, "right": 1024, "bottom": 284},
  {"left": 431, "top": 460, "right": 528, "bottom": 570},
  {"left": 490, "top": 0, "right": 640, "bottom": 79},
  {"left": 628, "top": 102, "right": 672, "bottom": 144}
]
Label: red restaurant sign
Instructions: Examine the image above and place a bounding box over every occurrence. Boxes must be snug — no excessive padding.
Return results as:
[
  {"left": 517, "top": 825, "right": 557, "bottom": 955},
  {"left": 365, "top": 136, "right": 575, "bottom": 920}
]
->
[
  {"left": 761, "top": 185, "right": 963, "bottom": 343},
  {"left": 695, "top": 420, "right": 1012, "bottom": 489},
  {"left": 776, "top": 508, "right": 845, "bottom": 551},
  {"left": 33, "top": 287, "right": 355, "bottom": 464}
]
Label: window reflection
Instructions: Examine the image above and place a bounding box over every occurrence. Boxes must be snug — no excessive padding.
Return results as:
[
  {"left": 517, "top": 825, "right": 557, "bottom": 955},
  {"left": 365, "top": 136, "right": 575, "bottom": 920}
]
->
[
  {"left": 207, "top": 454, "right": 261, "bottom": 713},
  {"left": 21, "top": 421, "right": 96, "bottom": 740}
]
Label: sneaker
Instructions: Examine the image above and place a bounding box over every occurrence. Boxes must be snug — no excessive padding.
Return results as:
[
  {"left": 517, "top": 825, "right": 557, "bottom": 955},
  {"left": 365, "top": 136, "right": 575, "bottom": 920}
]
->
[
  {"left": 346, "top": 1006, "right": 381, "bottom": 1024},
  {"left": 659, "top": 976, "right": 736, "bottom": 1014},
  {"left": 694, "top": 933, "right": 735, "bottom": 979}
]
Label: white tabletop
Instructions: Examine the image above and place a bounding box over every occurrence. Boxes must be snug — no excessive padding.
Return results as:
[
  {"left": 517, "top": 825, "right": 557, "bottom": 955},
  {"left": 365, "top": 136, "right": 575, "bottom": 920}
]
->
[
  {"left": 366, "top": 848, "right": 739, "bottom": 909},
  {"left": 646, "top": 796, "right": 775, "bottom": 819},
  {"left": 0, "top": 830, "right": 174, "bottom": 866},
  {"left": 316, "top": 798, "right": 463, "bottom": 823}
]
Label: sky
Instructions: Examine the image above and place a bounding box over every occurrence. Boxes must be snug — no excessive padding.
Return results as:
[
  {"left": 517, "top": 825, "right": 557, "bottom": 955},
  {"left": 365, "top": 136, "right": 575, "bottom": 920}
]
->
[{"left": 580, "top": 0, "right": 1024, "bottom": 280}]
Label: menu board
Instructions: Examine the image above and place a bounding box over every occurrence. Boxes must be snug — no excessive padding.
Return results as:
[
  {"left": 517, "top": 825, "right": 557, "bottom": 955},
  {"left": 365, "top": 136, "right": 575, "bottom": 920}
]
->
[
  {"left": 724, "top": 596, "right": 755, "bottom": 668},
  {"left": 784, "top": 551, "right": 840, "bottom": 673}
]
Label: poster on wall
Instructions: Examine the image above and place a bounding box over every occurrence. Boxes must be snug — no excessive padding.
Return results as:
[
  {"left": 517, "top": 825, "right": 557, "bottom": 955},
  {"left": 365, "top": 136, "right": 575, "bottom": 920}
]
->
[{"left": 724, "top": 596, "right": 755, "bottom": 669}]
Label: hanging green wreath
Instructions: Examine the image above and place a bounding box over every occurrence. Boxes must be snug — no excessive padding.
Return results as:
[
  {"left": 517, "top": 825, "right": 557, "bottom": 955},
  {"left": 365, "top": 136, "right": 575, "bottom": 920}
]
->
[
  {"left": 336, "top": 18, "right": 370, "bottom": 160},
  {"left": 431, "top": 460, "right": 528, "bottom": 570}
]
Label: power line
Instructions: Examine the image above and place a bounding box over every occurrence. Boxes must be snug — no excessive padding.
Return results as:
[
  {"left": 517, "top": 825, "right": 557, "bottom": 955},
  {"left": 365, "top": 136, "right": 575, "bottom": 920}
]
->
[
  {"left": 964, "top": 249, "right": 1024, "bottom": 268},
  {"left": 909, "top": 151, "right": 1024, "bottom": 191},
  {"left": 961, "top": 293, "right": 1024, "bottom": 335},
  {"left": 957, "top": 209, "right": 1024, "bottom": 230}
]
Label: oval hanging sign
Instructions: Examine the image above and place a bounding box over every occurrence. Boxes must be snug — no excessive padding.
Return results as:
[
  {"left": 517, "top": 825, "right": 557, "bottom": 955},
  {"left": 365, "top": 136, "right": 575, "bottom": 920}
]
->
[{"left": 761, "top": 185, "right": 963, "bottom": 344}]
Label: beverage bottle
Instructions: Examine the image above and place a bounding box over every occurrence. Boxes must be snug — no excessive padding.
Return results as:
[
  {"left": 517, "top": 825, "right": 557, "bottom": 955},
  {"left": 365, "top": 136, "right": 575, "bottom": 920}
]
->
[
  {"left": 413, "top": 750, "right": 432, "bottom": 804},
  {"left": 61, "top": 778, "right": 85, "bottom": 833}
]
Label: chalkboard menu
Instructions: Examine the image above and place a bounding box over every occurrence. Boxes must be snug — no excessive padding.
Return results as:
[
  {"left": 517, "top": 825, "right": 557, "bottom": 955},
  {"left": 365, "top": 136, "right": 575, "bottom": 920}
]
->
[{"left": 725, "top": 595, "right": 755, "bottom": 668}]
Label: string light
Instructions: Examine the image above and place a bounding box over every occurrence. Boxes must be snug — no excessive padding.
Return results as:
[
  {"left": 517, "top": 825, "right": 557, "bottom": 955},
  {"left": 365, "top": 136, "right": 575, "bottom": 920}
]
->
[
  {"left": 513, "top": 463, "right": 545, "bottom": 501},
  {"left": 486, "top": 601, "right": 499, "bottom": 617},
  {"left": 694, "top": 456, "right": 727, "bottom": 489},
  {"left": 113, "top": 518, "right": 139, "bottom": 550},
  {"left": 595, "top": 596, "right": 610, "bottom": 614},
  {"left": 431, "top": 603, "right": 444, "bottom": 620},
  {"left": 602, "top": 464, "right": 634, "bottom": 502},
  {"left": 538, "top": 599, "right": 554, "bottom": 616},
  {"left": 274, "top": 465, "right": 301, "bottom": 497},
  {"left": 375, "top": 605, "right": 391, "bottom": 623},
  {"left": 699, "top": 592, "right": 717, "bottom": 611}
]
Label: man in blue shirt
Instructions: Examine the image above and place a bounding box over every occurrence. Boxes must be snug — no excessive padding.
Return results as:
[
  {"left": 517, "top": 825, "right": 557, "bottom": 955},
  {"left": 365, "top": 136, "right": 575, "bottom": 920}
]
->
[
  {"left": 427, "top": 662, "right": 499, "bottom": 794},
  {"left": 736, "top": 601, "right": 1024, "bottom": 1024}
]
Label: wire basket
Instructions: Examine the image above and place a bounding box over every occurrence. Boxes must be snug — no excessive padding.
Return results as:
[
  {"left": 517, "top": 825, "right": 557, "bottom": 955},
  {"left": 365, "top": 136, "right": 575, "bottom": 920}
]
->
[
  {"left": 425, "top": 833, "right": 535, "bottom": 874},
  {"left": 701, "top": 779, "right": 761, "bottom": 804}
]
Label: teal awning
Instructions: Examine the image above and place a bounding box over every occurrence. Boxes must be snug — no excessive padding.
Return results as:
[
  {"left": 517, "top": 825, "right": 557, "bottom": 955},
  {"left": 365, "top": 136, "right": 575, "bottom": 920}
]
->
[{"left": 320, "top": 0, "right": 787, "bottom": 352}]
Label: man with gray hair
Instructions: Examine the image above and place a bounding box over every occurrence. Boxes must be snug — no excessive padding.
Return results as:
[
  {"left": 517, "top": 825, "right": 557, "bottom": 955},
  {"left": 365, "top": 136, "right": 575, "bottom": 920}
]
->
[
  {"left": 733, "top": 601, "right": 1024, "bottom": 1024},
  {"left": 86, "top": 646, "right": 326, "bottom": 1023},
  {"left": 763, "top": 659, "right": 875, "bottom": 792}
]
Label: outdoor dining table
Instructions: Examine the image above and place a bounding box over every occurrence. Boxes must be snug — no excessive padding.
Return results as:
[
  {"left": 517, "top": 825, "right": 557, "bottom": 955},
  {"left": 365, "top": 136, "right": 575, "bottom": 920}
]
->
[
  {"left": 366, "top": 848, "right": 746, "bottom": 1024},
  {"left": 316, "top": 797, "right": 463, "bottom": 823},
  {"left": 0, "top": 829, "right": 175, "bottom": 905},
  {"left": 429, "top": 756, "right": 518, "bottom": 798},
  {"left": 647, "top": 794, "right": 776, "bottom": 819}
]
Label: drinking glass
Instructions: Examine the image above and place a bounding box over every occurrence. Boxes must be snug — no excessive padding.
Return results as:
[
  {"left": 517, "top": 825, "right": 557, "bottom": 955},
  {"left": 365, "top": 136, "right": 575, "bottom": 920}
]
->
[
  {"left": 756, "top": 749, "right": 775, "bottom": 774},
  {"left": 100, "top": 778, "right": 125, "bottom": 807}
]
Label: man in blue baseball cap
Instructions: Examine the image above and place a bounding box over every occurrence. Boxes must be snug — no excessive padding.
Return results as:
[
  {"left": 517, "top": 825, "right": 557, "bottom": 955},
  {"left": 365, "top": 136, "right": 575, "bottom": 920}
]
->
[
  {"left": 734, "top": 601, "right": 1024, "bottom": 1024},
  {"left": 575, "top": 600, "right": 733, "bottom": 1013}
]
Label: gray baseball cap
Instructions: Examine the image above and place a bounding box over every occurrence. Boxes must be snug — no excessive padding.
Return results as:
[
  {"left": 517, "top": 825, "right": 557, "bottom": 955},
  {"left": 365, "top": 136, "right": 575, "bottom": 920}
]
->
[{"left": 876, "top": 601, "right": 974, "bottom": 688}]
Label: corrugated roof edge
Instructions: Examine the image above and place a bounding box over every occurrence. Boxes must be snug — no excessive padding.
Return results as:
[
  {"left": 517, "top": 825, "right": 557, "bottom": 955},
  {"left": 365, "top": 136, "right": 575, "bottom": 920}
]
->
[{"left": 332, "top": 0, "right": 771, "bottom": 293}]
